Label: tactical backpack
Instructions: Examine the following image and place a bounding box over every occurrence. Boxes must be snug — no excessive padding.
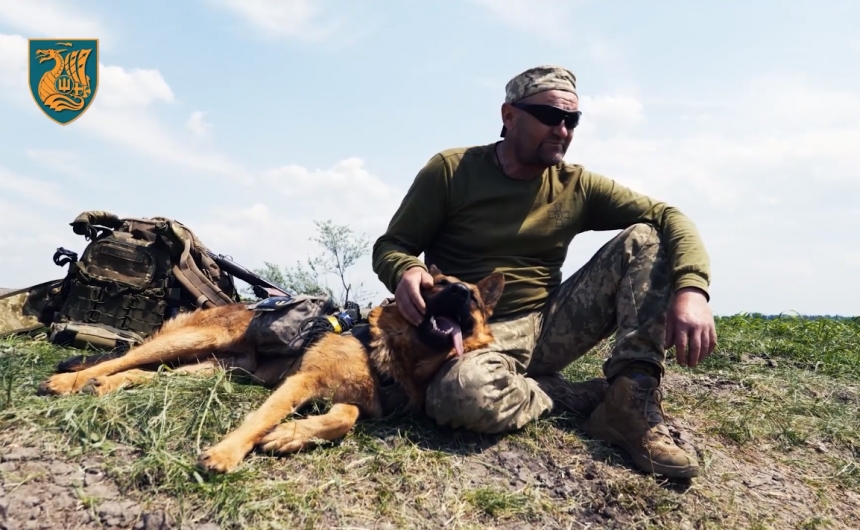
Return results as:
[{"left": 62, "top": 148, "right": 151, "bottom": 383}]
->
[{"left": 44, "top": 210, "right": 241, "bottom": 351}]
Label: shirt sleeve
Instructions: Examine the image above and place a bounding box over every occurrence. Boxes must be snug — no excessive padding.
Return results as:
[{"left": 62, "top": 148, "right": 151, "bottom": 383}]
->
[
  {"left": 371, "top": 154, "right": 450, "bottom": 294},
  {"left": 579, "top": 170, "right": 712, "bottom": 299}
]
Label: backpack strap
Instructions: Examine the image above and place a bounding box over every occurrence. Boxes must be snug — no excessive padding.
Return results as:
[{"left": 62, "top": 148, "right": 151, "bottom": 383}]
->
[{"left": 172, "top": 236, "right": 236, "bottom": 308}]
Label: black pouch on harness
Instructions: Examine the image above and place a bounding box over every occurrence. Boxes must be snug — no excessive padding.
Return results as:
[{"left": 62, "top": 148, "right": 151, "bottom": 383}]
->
[{"left": 244, "top": 295, "right": 354, "bottom": 356}]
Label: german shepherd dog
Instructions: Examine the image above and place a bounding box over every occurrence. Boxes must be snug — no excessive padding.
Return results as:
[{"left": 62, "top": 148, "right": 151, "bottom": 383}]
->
[{"left": 38, "top": 265, "right": 504, "bottom": 473}]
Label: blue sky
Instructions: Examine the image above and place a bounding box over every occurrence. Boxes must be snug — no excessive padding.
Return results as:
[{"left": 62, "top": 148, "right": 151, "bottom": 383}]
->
[{"left": 1, "top": 0, "right": 858, "bottom": 316}]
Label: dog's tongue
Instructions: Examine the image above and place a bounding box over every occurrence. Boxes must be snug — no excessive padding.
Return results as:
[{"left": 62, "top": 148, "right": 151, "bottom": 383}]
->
[{"left": 436, "top": 317, "right": 464, "bottom": 356}]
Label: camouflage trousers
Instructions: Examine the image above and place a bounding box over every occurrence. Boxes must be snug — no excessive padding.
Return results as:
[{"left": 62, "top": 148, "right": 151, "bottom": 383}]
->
[{"left": 425, "top": 223, "right": 672, "bottom": 434}]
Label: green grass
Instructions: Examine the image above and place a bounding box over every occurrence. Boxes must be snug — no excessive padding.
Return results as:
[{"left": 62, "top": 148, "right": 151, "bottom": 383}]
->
[
  {"left": 1, "top": 313, "right": 859, "bottom": 529},
  {"left": 702, "top": 313, "right": 860, "bottom": 378}
]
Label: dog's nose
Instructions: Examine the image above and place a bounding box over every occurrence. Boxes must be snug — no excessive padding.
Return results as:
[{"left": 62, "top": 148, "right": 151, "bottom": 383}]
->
[{"left": 449, "top": 282, "right": 470, "bottom": 300}]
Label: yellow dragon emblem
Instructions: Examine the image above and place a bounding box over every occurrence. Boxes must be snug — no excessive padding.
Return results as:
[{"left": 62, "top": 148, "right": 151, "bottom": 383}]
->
[{"left": 35, "top": 43, "right": 93, "bottom": 112}]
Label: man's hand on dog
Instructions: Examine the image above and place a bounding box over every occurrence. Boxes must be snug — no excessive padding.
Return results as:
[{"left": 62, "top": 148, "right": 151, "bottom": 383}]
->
[
  {"left": 395, "top": 266, "right": 435, "bottom": 326},
  {"left": 665, "top": 287, "right": 717, "bottom": 369}
]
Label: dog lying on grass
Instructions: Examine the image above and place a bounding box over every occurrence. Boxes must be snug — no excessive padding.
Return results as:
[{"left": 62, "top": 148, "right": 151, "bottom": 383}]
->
[{"left": 38, "top": 265, "right": 505, "bottom": 473}]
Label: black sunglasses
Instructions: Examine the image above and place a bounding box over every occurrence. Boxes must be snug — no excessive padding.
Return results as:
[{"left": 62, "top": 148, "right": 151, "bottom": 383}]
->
[{"left": 511, "top": 102, "right": 582, "bottom": 129}]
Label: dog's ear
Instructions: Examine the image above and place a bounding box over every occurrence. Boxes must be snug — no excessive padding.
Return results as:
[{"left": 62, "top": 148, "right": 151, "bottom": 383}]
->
[
  {"left": 428, "top": 264, "right": 442, "bottom": 277},
  {"left": 476, "top": 271, "right": 505, "bottom": 315}
]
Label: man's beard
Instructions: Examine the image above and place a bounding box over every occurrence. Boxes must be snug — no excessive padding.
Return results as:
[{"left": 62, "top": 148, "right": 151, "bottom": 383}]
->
[{"left": 514, "top": 137, "right": 569, "bottom": 166}]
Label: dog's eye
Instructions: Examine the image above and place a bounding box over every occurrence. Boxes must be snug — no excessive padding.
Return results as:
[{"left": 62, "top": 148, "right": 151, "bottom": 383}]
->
[{"left": 436, "top": 279, "right": 450, "bottom": 286}]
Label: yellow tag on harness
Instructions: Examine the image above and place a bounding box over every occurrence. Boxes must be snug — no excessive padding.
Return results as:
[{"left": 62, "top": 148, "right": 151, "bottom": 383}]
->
[{"left": 326, "top": 315, "right": 342, "bottom": 334}]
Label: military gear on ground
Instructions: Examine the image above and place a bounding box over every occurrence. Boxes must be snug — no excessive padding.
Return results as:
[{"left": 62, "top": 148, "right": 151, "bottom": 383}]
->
[
  {"left": 33, "top": 210, "right": 242, "bottom": 351},
  {"left": 48, "top": 321, "right": 145, "bottom": 353},
  {"left": 0, "top": 281, "right": 62, "bottom": 338}
]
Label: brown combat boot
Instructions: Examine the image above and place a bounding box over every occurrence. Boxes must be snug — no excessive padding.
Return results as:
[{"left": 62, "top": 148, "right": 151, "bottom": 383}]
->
[
  {"left": 583, "top": 374, "right": 700, "bottom": 478},
  {"left": 533, "top": 373, "right": 609, "bottom": 417}
]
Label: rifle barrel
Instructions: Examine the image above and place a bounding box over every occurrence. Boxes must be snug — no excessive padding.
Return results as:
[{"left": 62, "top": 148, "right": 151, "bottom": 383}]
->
[{"left": 205, "top": 250, "right": 291, "bottom": 297}]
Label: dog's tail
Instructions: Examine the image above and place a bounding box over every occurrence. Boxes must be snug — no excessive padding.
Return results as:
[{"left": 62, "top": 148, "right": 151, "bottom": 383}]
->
[{"left": 56, "top": 351, "right": 125, "bottom": 373}]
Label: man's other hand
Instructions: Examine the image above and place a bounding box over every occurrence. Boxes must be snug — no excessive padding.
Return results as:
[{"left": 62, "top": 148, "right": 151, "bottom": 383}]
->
[
  {"left": 665, "top": 287, "right": 717, "bottom": 368},
  {"left": 395, "top": 267, "right": 434, "bottom": 326}
]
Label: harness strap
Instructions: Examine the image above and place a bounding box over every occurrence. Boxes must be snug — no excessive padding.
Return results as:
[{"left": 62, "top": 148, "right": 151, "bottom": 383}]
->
[
  {"left": 348, "top": 323, "right": 373, "bottom": 352},
  {"left": 346, "top": 323, "right": 408, "bottom": 417}
]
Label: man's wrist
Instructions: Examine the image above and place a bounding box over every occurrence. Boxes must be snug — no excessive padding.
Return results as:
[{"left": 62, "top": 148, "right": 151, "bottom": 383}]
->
[
  {"left": 394, "top": 263, "right": 427, "bottom": 287},
  {"left": 676, "top": 286, "right": 708, "bottom": 300}
]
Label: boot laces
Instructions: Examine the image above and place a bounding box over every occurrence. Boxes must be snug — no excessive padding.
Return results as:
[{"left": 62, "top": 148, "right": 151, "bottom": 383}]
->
[{"left": 633, "top": 383, "right": 666, "bottom": 427}]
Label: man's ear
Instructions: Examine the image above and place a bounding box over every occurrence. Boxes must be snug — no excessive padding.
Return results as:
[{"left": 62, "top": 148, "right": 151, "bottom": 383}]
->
[
  {"left": 476, "top": 272, "right": 505, "bottom": 315},
  {"left": 428, "top": 264, "right": 442, "bottom": 277}
]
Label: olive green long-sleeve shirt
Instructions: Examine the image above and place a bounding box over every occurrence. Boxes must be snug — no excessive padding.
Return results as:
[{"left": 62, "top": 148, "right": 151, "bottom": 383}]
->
[{"left": 372, "top": 144, "right": 711, "bottom": 318}]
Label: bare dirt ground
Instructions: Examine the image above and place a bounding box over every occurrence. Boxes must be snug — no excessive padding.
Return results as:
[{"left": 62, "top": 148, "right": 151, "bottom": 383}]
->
[{"left": 0, "top": 428, "right": 219, "bottom": 530}]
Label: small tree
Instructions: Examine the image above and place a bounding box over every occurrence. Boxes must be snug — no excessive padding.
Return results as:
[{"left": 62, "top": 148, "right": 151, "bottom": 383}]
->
[{"left": 251, "top": 220, "right": 374, "bottom": 307}]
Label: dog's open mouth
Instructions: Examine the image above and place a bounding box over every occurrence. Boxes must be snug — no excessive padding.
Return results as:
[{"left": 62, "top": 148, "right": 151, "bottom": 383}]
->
[
  {"left": 417, "top": 281, "right": 476, "bottom": 356},
  {"left": 428, "top": 315, "right": 464, "bottom": 356}
]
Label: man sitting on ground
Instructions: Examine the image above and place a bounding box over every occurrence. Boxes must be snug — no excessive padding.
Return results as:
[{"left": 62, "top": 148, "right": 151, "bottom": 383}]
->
[{"left": 371, "top": 65, "right": 716, "bottom": 479}]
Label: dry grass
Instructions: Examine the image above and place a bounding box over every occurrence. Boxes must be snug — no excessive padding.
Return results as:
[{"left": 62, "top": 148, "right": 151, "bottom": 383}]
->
[{"left": 1, "top": 313, "right": 859, "bottom": 529}]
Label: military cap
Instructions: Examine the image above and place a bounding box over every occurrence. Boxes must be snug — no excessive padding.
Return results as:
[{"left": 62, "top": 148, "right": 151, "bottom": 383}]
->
[
  {"left": 504, "top": 64, "right": 577, "bottom": 103},
  {"left": 501, "top": 65, "right": 578, "bottom": 136}
]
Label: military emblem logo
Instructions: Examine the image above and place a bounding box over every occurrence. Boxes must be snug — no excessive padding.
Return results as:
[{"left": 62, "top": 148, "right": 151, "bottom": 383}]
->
[{"left": 28, "top": 39, "right": 99, "bottom": 125}]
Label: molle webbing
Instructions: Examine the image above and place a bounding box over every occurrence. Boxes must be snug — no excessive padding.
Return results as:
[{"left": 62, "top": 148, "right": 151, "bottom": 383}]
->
[
  {"left": 46, "top": 210, "right": 241, "bottom": 349},
  {"left": 58, "top": 281, "right": 175, "bottom": 336}
]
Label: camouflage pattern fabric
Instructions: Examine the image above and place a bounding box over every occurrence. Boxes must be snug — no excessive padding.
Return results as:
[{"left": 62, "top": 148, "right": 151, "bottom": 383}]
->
[
  {"left": 0, "top": 281, "right": 61, "bottom": 337},
  {"left": 504, "top": 65, "right": 577, "bottom": 103},
  {"left": 425, "top": 223, "right": 672, "bottom": 434}
]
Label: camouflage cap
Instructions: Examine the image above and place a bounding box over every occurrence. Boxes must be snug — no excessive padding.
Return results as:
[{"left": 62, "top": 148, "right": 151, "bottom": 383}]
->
[
  {"left": 501, "top": 65, "right": 577, "bottom": 136},
  {"left": 504, "top": 65, "right": 577, "bottom": 103}
]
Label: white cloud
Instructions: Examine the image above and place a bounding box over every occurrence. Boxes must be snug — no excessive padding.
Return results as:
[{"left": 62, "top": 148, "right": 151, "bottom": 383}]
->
[
  {"left": 0, "top": 33, "right": 244, "bottom": 180},
  {"left": 189, "top": 158, "right": 404, "bottom": 302},
  {"left": 261, "top": 158, "right": 397, "bottom": 205},
  {"left": 0, "top": 34, "right": 26, "bottom": 94},
  {"left": 0, "top": 35, "right": 175, "bottom": 110},
  {"left": 186, "top": 111, "right": 213, "bottom": 136},
  {"left": 469, "top": 0, "right": 626, "bottom": 64},
  {"left": 0, "top": 167, "right": 67, "bottom": 208},
  {"left": 73, "top": 65, "right": 243, "bottom": 177},
  {"left": 579, "top": 94, "right": 644, "bottom": 128},
  {"left": 78, "top": 107, "right": 246, "bottom": 178},
  {"left": 97, "top": 65, "right": 175, "bottom": 108},
  {"left": 470, "top": 0, "right": 583, "bottom": 44},
  {"left": 25, "top": 149, "right": 95, "bottom": 182},
  {"left": 561, "top": 77, "right": 860, "bottom": 315},
  {"left": 0, "top": 166, "right": 82, "bottom": 290},
  {"left": 569, "top": 76, "right": 860, "bottom": 207},
  {"left": 210, "top": 0, "right": 345, "bottom": 42},
  {"left": 0, "top": 0, "right": 109, "bottom": 43}
]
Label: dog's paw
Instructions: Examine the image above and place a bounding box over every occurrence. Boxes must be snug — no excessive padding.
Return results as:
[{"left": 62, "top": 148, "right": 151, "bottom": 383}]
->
[
  {"left": 80, "top": 376, "right": 112, "bottom": 397},
  {"left": 198, "top": 444, "right": 247, "bottom": 474},
  {"left": 258, "top": 423, "right": 312, "bottom": 455},
  {"left": 37, "top": 373, "right": 87, "bottom": 395}
]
